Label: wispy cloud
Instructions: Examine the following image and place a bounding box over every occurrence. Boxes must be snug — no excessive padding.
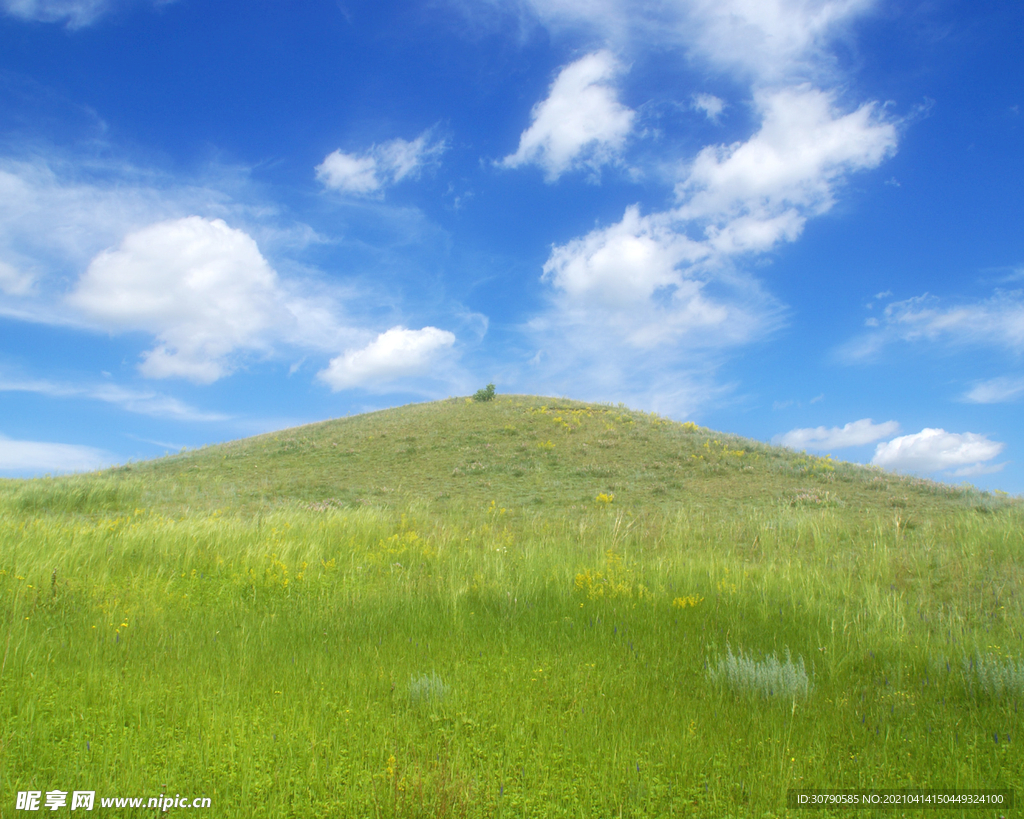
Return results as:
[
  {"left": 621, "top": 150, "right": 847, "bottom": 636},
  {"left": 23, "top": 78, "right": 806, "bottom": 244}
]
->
[
  {"left": 0, "top": 376, "right": 229, "bottom": 421},
  {"left": 962, "top": 376, "right": 1024, "bottom": 404},
  {"left": 0, "top": 156, "right": 209, "bottom": 304},
  {"left": 871, "top": 428, "right": 1005, "bottom": 476},
  {"left": 0, "top": 260, "right": 34, "bottom": 295},
  {"left": 0, "top": 433, "right": 114, "bottom": 474},
  {"left": 2, "top": 0, "right": 125, "bottom": 27},
  {"left": 840, "top": 291, "right": 1024, "bottom": 361},
  {"left": 692, "top": 93, "right": 725, "bottom": 122},
  {"left": 316, "top": 129, "right": 446, "bottom": 195},
  {"left": 500, "top": 51, "right": 635, "bottom": 181},
  {"left": 500, "top": 0, "right": 877, "bottom": 85},
  {"left": 774, "top": 418, "right": 900, "bottom": 450}
]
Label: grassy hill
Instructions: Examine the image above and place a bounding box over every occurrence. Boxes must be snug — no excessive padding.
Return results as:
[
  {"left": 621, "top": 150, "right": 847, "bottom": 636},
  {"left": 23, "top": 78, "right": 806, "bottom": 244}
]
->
[
  {"left": 6, "top": 394, "right": 1007, "bottom": 517},
  {"left": 1, "top": 396, "right": 1021, "bottom": 817}
]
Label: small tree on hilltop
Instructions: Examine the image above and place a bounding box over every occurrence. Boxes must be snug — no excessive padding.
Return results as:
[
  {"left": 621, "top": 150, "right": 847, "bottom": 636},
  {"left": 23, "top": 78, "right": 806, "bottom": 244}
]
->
[{"left": 473, "top": 383, "right": 496, "bottom": 402}]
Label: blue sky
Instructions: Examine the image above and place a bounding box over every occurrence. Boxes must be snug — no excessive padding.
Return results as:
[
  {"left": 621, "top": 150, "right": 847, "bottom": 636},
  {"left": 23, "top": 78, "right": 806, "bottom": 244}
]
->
[{"left": 0, "top": 0, "right": 1021, "bottom": 492}]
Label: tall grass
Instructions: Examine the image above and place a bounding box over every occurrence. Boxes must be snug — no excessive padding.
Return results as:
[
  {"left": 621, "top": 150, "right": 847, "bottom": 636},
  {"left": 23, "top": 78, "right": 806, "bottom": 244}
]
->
[
  {"left": 1, "top": 498, "right": 1021, "bottom": 817},
  {"left": 0, "top": 475, "right": 143, "bottom": 514}
]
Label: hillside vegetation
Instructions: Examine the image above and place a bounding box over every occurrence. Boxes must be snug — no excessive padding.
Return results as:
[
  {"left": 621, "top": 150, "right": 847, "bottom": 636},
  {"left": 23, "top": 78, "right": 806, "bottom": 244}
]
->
[
  {"left": 1, "top": 396, "right": 1021, "bottom": 817},
  {"left": 6, "top": 394, "right": 1008, "bottom": 517}
]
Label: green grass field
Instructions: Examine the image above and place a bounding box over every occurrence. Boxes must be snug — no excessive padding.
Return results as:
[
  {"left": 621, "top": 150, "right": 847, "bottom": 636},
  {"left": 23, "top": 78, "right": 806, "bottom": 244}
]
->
[{"left": 1, "top": 396, "right": 1021, "bottom": 817}]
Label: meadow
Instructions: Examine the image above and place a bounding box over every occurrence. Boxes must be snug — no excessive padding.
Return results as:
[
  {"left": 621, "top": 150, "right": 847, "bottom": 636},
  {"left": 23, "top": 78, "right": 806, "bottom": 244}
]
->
[{"left": 1, "top": 396, "right": 1021, "bottom": 817}]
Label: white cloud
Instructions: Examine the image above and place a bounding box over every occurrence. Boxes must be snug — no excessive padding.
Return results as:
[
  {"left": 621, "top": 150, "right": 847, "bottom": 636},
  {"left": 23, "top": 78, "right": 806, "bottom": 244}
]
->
[
  {"left": 532, "top": 86, "right": 892, "bottom": 363},
  {"left": 962, "top": 376, "right": 1024, "bottom": 404},
  {"left": 677, "top": 86, "right": 897, "bottom": 245},
  {"left": 0, "top": 158, "right": 186, "bottom": 287},
  {"left": 315, "top": 152, "right": 379, "bottom": 195},
  {"left": 457, "top": 0, "right": 895, "bottom": 410},
  {"left": 0, "top": 260, "right": 33, "bottom": 295},
  {"left": 2, "top": 0, "right": 110, "bottom": 26},
  {"left": 947, "top": 462, "right": 1007, "bottom": 478},
  {"left": 1, "top": 0, "right": 171, "bottom": 27},
  {"left": 500, "top": 0, "right": 875, "bottom": 84},
  {"left": 0, "top": 156, "right": 284, "bottom": 328},
  {"left": 316, "top": 130, "right": 446, "bottom": 195},
  {"left": 317, "top": 326, "right": 456, "bottom": 391},
  {"left": 509, "top": 331, "right": 735, "bottom": 419},
  {"left": 885, "top": 292, "right": 1024, "bottom": 348},
  {"left": 0, "top": 434, "right": 114, "bottom": 474},
  {"left": 0, "top": 376, "right": 229, "bottom": 421},
  {"left": 871, "top": 428, "right": 1006, "bottom": 475},
  {"left": 543, "top": 205, "right": 703, "bottom": 310},
  {"left": 692, "top": 93, "right": 725, "bottom": 121},
  {"left": 539, "top": 204, "right": 776, "bottom": 350},
  {"left": 840, "top": 291, "right": 1024, "bottom": 361},
  {"left": 67, "top": 216, "right": 338, "bottom": 383},
  {"left": 501, "top": 51, "right": 635, "bottom": 181},
  {"left": 678, "top": 0, "right": 876, "bottom": 84},
  {"left": 774, "top": 418, "right": 900, "bottom": 450},
  {"left": 0, "top": 157, "right": 402, "bottom": 389}
]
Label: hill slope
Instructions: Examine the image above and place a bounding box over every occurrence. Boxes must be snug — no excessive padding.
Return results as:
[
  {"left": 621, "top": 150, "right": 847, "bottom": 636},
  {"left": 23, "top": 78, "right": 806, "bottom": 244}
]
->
[{"left": 23, "top": 394, "right": 1004, "bottom": 518}]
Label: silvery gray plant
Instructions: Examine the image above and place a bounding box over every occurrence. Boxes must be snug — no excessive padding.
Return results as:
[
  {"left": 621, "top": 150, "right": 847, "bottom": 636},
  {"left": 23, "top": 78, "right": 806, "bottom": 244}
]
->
[
  {"left": 408, "top": 672, "right": 450, "bottom": 707},
  {"left": 709, "top": 645, "right": 811, "bottom": 700},
  {"left": 963, "top": 653, "right": 1024, "bottom": 698}
]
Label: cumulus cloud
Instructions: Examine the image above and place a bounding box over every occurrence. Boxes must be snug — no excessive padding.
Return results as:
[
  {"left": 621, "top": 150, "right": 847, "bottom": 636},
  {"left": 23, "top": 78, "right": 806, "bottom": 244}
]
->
[
  {"left": 0, "top": 156, "right": 326, "bottom": 279},
  {"left": 501, "top": 51, "right": 635, "bottom": 180},
  {"left": 0, "top": 157, "right": 359, "bottom": 378},
  {"left": 543, "top": 205, "right": 703, "bottom": 310},
  {"left": 962, "top": 376, "right": 1024, "bottom": 404},
  {"left": 871, "top": 428, "right": 1005, "bottom": 476},
  {"left": 540, "top": 204, "right": 776, "bottom": 350},
  {"left": 445, "top": 0, "right": 897, "bottom": 413},
  {"left": 455, "top": 0, "right": 897, "bottom": 413},
  {"left": 677, "top": 86, "right": 897, "bottom": 246},
  {"left": 0, "top": 157, "right": 414, "bottom": 393},
  {"left": 774, "top": 418, "right": 900, "bottom": 450},
  {"left": 317, "top": 326, "right": 456, "bottom": 391},
  {"left": 841, "top": 291, "right": 1024, "bottom": 361},
  {"left": 68, "top": 216, "right": 337, "bottom": 383},
  {"left": 0, "top": 156, "right": 291, "bottom": 333},
  {"left": 533, "top": 86, "right": 892, "bottom": 359},
  {"left": 0, "top": 158, "right": 186, "bottom": 295},
  {"left": 0, "top": 376, "right": 228, "bottom": 421},
  {"left": 316, "top": 130, "right": 446, "bottom": 195},
  {"left": 0, "top": 434, "right": 114, "bottom": 474}
]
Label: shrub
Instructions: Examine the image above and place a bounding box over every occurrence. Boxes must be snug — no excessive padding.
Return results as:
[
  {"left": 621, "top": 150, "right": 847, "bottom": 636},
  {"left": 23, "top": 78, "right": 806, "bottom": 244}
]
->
[
  {"left": 472, "top": 383, "right": 496, "bottom": 402},
  {"left": 708, "top": 646, "right": 810, "bottom": 700},
  {"left": 409, "top": 672, "right": 450, "bottom": 708},
  {"left": 963, "top": 654, "right": 1024, "bottom": 698}
]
